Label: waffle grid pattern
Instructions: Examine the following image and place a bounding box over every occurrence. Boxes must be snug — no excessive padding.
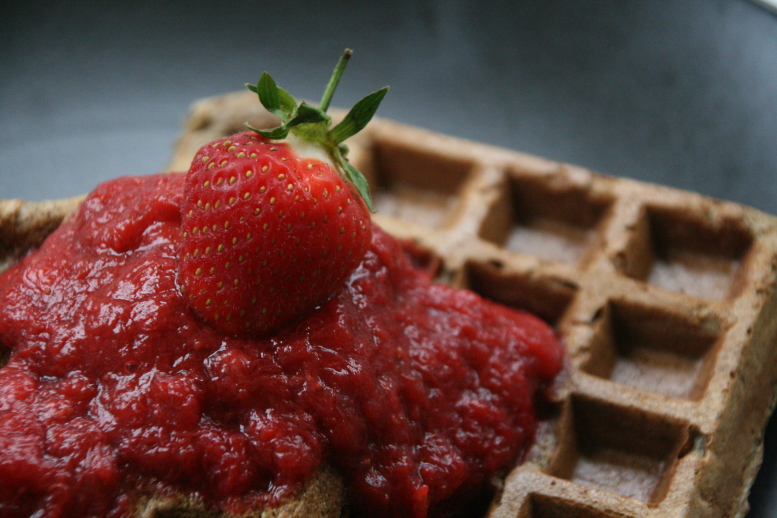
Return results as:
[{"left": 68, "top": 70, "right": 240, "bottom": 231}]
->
[{"left": 348, "top": 118, "right": 777, "bottom": 518}]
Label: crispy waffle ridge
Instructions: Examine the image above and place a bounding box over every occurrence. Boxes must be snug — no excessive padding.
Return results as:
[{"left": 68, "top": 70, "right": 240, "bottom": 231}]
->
[{"left": 2, "top": 89, "right": 777, "bottom": 518}]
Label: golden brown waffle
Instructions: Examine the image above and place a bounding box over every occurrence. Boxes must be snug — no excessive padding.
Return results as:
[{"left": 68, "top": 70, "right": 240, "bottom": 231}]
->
[
  {"left": 167, "top": 90, "right": 777, "bottom": 518},
  {"left": 2, "top": 89, "right": 777, "bottom": 518}
]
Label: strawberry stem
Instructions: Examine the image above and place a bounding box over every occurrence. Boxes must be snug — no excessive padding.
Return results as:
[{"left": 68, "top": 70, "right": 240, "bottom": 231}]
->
[
  {"left": 319, "top": 49, "right": 352, "bottom": 113},
  {"left": 247, "top": 49, "right": 386, "bottom": 213}
]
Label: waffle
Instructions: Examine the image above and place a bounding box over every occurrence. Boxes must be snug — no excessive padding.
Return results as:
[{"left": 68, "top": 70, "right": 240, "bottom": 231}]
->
[{"left": 3, "top": 89, "right": 777, "bottom": 518}]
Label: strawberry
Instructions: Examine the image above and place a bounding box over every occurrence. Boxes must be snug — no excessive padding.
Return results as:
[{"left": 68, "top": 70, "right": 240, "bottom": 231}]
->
[{"left": 177, "top": 50, "right": 387, "bottom": 337}]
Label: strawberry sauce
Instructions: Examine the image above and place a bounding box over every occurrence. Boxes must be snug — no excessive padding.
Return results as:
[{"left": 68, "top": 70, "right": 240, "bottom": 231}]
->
[{"left": 0, "top": 174, "right": 563, "bottom": 518}]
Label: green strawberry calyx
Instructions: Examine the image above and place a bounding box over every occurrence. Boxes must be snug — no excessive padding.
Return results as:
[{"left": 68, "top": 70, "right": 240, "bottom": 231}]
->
[{"left": 245, "top": 49, "right": 388, "bottom": 212}]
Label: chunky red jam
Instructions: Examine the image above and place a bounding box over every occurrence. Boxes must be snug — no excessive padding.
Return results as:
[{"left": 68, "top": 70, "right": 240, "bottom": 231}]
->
[{"left": 0, "top": 174, "right": 563, "bottom": 518}]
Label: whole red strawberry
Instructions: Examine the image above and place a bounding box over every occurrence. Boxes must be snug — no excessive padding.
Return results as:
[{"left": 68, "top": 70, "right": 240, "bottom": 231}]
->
[{"left": 178, "top": 50, "right": 387, "bottom": 337}]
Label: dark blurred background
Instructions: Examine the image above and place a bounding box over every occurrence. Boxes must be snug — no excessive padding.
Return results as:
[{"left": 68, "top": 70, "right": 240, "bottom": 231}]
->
[{"left": 2, "top": 0, "right": 776, "bottom": 515}]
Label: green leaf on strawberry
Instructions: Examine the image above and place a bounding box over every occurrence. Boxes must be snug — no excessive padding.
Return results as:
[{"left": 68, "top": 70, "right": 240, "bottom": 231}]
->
[
  {"left": 248, "top": 72, "right": 298, "bottom": 122},
  {"left": 330, "top": 87, "right": 388, "bottom": 145}
]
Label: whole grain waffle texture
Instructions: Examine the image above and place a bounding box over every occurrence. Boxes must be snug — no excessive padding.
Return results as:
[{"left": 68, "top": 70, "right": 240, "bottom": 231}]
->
[{"left": 2, "top": 89, "right": 777, "bottom": 518}]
